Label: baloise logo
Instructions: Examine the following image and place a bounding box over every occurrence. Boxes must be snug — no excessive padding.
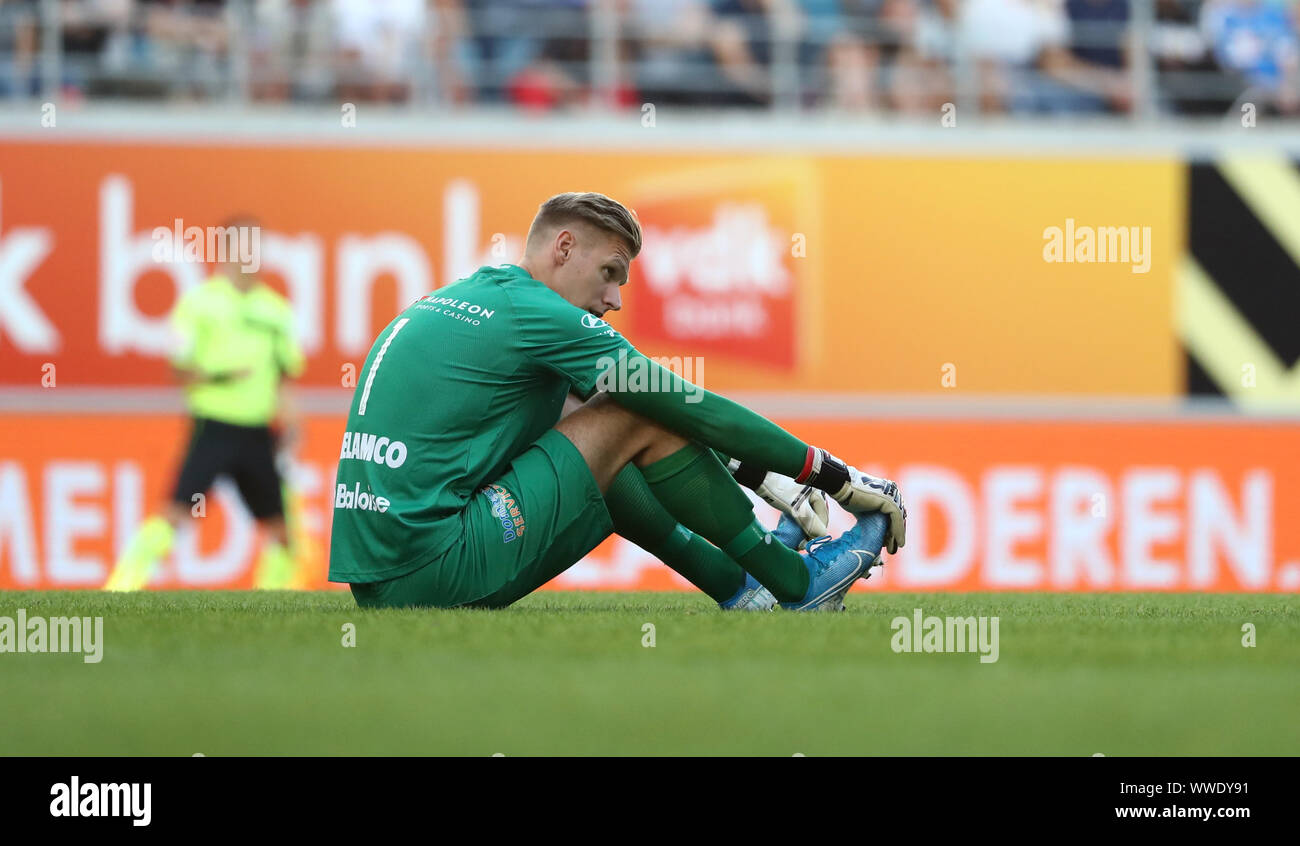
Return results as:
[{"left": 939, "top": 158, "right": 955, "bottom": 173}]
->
[{"left": 335, "top": 482, "right": 390, "bottom": 513}]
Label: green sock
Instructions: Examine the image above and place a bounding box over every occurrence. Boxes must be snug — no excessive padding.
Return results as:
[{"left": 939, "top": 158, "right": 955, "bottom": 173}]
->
[
  {"left": 604, "top": 464, "right": 744, "bottom": 601},
  {"left": 105, "top": 515, "right": 174, "bottom": 591},
  {"left": 641, "top": 444, "right": 810, "bottom": 602}
]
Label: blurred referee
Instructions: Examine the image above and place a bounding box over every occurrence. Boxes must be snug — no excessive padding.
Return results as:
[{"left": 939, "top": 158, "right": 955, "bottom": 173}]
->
[{"left": 104, "top": 216, "right": 306, "bottom": 591}]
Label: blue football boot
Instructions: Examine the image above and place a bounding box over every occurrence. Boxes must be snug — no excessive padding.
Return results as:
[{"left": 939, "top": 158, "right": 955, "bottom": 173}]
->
[
  {"left": 718, "top": 571, "right": 777, "bottom": 611},
  {"left": 780, "top": 511, "right": 888, "bottom": 612},
  {"left": 719, "top": 513, "right": 813, "bottom": 611}
]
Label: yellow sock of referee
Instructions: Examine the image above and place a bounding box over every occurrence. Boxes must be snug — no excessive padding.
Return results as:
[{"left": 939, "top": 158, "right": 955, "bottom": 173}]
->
[{"left": 105, "top": 516, "right": 175, "bottom": 592}]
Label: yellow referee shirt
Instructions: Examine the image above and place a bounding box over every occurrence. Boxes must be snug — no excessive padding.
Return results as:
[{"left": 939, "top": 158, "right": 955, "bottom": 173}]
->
[{"left": 170, "top": 275, "right": 305, "bottom": 426}]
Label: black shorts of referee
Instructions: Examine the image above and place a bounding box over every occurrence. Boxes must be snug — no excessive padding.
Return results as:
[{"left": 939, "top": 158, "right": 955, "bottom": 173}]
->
[{"left": 170, "top": 417, "right": 284, "bottom": 520}]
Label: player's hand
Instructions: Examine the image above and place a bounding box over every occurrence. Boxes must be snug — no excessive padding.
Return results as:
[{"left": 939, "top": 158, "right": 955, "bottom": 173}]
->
[
  {"left": 208, "top": 367, "right": 253, "bottom": 385},
  {"left": 753, "top": 472, "right": 830, "bottom": 544},
  {"left": 831, "top": 467, "right": 907, "bottom": 554}
]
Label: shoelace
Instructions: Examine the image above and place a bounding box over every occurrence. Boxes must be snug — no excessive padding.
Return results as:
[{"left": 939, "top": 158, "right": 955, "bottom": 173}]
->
[
  {"left": 806, "top": 534, "right": 832, "bottom": 551},
  {"left": 803, "top": 534, "right": 834, "bottom": 573}
]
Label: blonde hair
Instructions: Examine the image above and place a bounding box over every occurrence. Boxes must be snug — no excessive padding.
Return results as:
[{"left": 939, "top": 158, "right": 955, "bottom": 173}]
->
[{"left": 526, "top": 192, "right": 642, "bottom": 258}]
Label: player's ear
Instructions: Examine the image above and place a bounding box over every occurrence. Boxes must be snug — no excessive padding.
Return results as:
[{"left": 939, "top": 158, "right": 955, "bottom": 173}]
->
[{"left": 554, "top": 229, "right": 575, "bottom": 264}]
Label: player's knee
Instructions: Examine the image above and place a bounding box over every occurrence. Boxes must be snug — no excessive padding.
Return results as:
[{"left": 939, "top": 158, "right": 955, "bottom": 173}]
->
[
  {"left": 586, "top": 392, "right": 663, "bottom": 436},
  {"left": 559, "top": 393, "right": 679, "bottom": 464},
  {"left": 260, "top": 517, "right": 288, "bottom": 546}
]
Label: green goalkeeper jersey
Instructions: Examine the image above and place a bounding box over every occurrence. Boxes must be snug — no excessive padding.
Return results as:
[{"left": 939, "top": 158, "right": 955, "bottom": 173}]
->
[{"left": 328, "top": 264, "right": 635, "bottom": 583}]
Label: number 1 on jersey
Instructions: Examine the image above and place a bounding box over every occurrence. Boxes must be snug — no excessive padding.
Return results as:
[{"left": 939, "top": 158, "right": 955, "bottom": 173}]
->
[{"left": 358, "top": 318, "right": 410, "bottom": 416}]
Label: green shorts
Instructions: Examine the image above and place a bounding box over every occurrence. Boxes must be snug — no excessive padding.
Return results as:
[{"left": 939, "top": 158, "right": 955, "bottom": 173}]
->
[{"left": 350, "top": 429, "right": 612, "bottom": 609}]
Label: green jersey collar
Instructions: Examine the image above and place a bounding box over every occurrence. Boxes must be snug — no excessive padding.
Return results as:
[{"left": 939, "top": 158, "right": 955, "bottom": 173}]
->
[{"left": 495, "top": 263, "right": 536, "bottom": 282}]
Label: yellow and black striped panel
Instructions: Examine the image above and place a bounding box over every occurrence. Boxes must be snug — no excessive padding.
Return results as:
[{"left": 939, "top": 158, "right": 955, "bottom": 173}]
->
[{"left": 1183, "top": 157, "right": 1300, "bottom": 407}]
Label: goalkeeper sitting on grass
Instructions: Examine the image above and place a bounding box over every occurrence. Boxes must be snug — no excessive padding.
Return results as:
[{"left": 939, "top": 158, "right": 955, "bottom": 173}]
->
[{"left": 329, "top": 192, "right": 906, "bottom": 611}]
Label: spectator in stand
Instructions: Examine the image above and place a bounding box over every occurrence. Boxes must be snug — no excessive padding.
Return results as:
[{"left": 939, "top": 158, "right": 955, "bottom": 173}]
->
[
  {"left": 1152, "top": 0, "right": 1238, "bottom": 114},
  {"left": 818, "top": 1, "right": 883, "bottom": 110},
  {"left": 1063, "top": 0, "right": 1134, "bottom": 111},
  {"left": 792, "top": 0, "right": 839, "bottom": 106},
  {"left": 504, "top": 0, "right": 589, "bottom": 110},
  {"left": 58, "top": 0, "right": 133, "bottom": 99},
  {"left": 331, "top": 0, "right": 428, "bottom": 103},
  {"left": 425, "top": 0, "right": 477, "bottom": 106},
  {"left": 809, "top": 0, "right": 952, "bottom": 114},
  {"left": 138, "top": 0, "right": 229, "bottom": 99},
  {"left": 1201, "top": 0, "right": 1300, "bottom": 115},
  {"left": 623, "top": 0, "right": 717, "bottom": 106},
  {"left": 880, "top": 0, "right": 956, "bottom": 113},
  {"left": 958, "top": 0, "right": 1131, "bottom": 113},
  {"left": 0, "top": 0, "right": 38, "bottom": 99},
  {"left": 248, "top": 0, "right": 336, "bottom": 103},
  {"left": 458, "top": 0, "right": 550, "bottom": 102},
  {"left": 711, "top": 0, "right": 782, "bottom": 107},
  {"left": 330, "top": 0, "right": 468, "bottom": 105}
]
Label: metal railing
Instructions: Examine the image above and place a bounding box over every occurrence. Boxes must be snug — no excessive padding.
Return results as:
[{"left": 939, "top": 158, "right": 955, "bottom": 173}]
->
[{"left": 0, "top": 0, "right": 1293, "bottom": 121}]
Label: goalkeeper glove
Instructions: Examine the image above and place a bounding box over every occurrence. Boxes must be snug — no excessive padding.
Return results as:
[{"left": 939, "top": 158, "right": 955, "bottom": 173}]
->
[
  {"left": 727, "top": 459, "right": 829, "bottom": 548},
  {"left": 795, "top": 447, "right": 907, "bottom": 554}
]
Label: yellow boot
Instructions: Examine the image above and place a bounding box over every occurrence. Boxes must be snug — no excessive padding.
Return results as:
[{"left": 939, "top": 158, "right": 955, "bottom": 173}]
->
[
  {"left": 254, "top": 542, "right": 296, "bottom": 590},
  {"left": 104, "top": 516, "right": 173, "bottom": 591}
]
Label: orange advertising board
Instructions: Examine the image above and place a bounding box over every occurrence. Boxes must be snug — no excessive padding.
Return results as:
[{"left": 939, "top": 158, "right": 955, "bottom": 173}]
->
[
  {"left": 0, "top": 140, "right": 1179, "bottom": 396},
  {"left": 2, "top": 413, "right": 1294, "bottom": 593}
]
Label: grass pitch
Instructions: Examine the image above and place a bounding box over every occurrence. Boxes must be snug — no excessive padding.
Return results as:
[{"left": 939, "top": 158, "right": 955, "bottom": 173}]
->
[{"left": 1, "top": 590, "right": 1296, "bottom": 756}]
